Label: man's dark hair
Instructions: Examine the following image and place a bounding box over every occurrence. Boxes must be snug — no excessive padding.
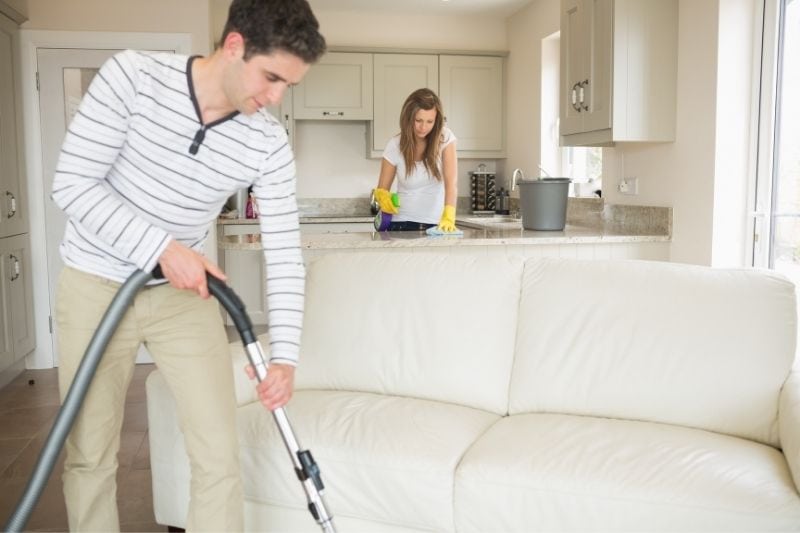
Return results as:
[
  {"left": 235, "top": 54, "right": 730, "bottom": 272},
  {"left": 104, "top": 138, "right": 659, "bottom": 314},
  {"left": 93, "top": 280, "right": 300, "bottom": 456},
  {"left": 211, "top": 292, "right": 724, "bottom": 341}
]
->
[{"left": 221, "top": 0, "right": 326, "bottom": 63}]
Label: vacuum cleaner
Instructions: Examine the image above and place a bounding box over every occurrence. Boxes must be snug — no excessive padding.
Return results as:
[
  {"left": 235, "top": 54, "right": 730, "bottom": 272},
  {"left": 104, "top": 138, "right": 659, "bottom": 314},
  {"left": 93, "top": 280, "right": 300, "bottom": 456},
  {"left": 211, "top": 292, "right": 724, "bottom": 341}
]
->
[{"left": 4, "top": 268, "right": 336, "bottom": 533}]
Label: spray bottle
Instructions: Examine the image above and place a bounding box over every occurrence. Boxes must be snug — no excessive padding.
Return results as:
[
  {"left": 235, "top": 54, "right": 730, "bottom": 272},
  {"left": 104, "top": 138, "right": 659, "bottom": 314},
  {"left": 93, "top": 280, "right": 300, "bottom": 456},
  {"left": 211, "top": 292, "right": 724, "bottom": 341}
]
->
[{"left": 373, "top": 193, "right": 399, "bottom": 231}]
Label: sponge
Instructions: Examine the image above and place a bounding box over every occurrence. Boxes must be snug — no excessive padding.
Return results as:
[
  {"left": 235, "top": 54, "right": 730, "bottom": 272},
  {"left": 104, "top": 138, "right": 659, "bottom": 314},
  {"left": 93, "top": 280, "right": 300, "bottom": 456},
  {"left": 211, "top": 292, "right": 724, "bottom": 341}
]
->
[{"left": 426, "top": 226, "right": 464, "bottom": 237}]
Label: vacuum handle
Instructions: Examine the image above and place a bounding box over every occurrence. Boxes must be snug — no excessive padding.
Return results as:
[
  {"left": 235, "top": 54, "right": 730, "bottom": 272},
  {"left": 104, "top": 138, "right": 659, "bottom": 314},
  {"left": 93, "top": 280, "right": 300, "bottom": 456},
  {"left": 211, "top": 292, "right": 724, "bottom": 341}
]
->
[{"left": 151, "top": 266, "right": 256, "bottom": 345}]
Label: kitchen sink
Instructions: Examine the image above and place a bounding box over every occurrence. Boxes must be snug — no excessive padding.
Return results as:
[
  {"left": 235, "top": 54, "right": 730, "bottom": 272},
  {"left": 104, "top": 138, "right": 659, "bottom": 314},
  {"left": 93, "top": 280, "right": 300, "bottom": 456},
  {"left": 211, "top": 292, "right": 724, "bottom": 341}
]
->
[{"left": 458, "top": 215, "right": 522, "bottom": 230}]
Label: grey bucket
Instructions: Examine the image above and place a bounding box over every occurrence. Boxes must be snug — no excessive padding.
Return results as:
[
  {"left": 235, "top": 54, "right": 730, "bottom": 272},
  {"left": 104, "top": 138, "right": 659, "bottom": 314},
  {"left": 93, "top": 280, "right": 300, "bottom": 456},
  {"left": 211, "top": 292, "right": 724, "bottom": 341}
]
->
[{"left": 517, "top": 178, "right": 571, "bottom": 230}]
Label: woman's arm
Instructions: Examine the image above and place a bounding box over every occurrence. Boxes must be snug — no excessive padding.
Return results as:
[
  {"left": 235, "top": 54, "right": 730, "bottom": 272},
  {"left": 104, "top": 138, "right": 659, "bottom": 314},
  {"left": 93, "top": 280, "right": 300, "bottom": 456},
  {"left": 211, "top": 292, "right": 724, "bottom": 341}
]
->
[
  {"left": 377, "top": 158, "right": 397, "bottom": 190},
  {"left": 441, "top": 142, "right": 458, "bottom": 206}
]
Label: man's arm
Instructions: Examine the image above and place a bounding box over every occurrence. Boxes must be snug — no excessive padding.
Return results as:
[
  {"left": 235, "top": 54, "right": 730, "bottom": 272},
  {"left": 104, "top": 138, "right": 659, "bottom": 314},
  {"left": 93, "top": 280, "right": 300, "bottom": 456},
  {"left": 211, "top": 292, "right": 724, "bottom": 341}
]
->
[{"left": 51, "top": 50, "right": 171, "bottom": 273}]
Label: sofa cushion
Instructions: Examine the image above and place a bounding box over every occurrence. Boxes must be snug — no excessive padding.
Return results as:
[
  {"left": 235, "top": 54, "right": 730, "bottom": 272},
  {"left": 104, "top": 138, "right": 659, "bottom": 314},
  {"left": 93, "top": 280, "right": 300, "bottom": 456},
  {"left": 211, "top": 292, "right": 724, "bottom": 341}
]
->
[
  {"left": 296, "top": 252, "right": 524, "bottom": 414},
  {"left": 455, "top": 413, "right": 800, "bottom": 532},
  {"left": 238, "top": 390, "right": 499, "bottom": 532},
  {"left": 511, "top": 258, "right": 797, "bottom": 445}
]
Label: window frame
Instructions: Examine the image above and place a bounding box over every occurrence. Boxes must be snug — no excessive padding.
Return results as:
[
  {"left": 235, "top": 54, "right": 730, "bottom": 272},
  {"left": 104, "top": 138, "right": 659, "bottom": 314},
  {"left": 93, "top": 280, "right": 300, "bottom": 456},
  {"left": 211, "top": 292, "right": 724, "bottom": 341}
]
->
[{"left": 750, "top": 0, "right": 787, "bottom": 268}]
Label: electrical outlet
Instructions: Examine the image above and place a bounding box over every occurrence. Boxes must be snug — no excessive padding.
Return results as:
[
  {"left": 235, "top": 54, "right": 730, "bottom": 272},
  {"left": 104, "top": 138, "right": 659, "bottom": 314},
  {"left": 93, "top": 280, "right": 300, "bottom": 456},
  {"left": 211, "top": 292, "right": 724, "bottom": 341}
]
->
[{"left": 618, "top": 177, "right": 639, "bottom": 195}]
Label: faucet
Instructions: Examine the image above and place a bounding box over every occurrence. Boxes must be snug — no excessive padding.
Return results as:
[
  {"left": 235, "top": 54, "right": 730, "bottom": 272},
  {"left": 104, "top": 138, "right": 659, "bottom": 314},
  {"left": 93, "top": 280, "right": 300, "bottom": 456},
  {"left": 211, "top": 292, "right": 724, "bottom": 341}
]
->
[{"left": 511, "top": 168, "right": 525, "bottom": 192}]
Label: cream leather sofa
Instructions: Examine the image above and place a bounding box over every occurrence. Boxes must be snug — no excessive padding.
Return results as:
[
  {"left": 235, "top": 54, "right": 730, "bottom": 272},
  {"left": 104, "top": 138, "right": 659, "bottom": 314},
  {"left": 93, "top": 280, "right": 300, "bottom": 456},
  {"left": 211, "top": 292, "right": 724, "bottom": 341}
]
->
[{"left": 146, "top": 253, "right": 800, "bottom": 532}]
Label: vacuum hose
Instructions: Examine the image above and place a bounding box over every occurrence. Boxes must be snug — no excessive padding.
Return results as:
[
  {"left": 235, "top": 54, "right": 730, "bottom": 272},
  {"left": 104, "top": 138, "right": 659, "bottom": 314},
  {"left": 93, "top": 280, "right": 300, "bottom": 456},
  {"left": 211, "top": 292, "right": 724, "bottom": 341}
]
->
[
  {"left": 4, "top": 269, "right": 335, "bottom": 533},
  {"left": 4, "top": 269, "right": 153, "bottom": 532}
]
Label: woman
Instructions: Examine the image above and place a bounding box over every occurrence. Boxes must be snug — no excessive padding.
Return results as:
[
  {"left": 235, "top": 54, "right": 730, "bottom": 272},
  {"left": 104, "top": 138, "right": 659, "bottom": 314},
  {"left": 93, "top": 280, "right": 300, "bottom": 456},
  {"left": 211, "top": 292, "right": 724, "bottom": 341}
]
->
[{"left": 374, "top": 88, "right": 458, "bottom": 232}]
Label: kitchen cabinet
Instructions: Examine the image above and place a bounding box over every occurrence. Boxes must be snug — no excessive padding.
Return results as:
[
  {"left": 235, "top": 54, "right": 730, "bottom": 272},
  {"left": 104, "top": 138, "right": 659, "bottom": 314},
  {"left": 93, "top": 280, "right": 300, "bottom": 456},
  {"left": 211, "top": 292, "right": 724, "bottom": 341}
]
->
[
  {"left": 293, "top": 52, "right": 373, "bottom": 120},
  {"left": 370, "top": 53, "right": 439, "bottom": 156},
  {"left": 560, "top": 0, "right": 678, "bottom": 146},
  {"left": 438, "top": 55, "right": 505, "bottom": 157},
  {"left": 0, "top": 233, "right": 35, "bottom": 375},
  {"left": 0, "top": 13, "right": 28, "bottom": 237},
  {"left": 219, "top": 224, "right": 268, "bottom": 326}
]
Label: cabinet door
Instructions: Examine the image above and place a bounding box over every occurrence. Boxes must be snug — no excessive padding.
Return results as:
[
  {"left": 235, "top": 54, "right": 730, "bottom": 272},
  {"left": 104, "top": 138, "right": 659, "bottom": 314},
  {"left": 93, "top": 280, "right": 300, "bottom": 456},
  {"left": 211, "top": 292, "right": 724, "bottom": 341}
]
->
[
  {"left": 372, "top": 54, "right": 438, "bottom": 153},
  {"left": 560, "top": 0, "right": 587, "bottom": 136},
  {"left": 293, "top": 52, "right": 373, "bottom": 120},
  {"left": 0, "top": 237, "right": 11, "bottom": 372},
  {"left": 438, "top": 55, "right": 504, "bottom": 153},
  {"left": 4, "top": 234, "right": 33, "bottom": 359},
  {"left": 220, "top": 225, "right": 267, "bottom": 325},
  {"left": 582, "top": 0, "right": 613, "bottom": 133},
  {"left": 0, "top": 15, "right": 26, "bottom": 238}
]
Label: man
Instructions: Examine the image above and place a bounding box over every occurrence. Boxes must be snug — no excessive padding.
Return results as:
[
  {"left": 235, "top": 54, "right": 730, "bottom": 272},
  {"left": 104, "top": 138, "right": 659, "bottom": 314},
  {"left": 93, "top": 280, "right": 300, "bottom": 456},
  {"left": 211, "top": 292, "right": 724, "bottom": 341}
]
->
[{"left": 50, "top": 0, "right": 325, "bottom": 530}]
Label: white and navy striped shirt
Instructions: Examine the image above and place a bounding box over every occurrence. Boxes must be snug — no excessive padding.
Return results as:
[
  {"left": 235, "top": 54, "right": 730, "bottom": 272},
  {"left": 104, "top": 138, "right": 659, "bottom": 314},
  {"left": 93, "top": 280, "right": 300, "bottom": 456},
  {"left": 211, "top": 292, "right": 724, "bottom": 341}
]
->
[{"left": 51, "top": 50, "right": 304, "bottom": 365}]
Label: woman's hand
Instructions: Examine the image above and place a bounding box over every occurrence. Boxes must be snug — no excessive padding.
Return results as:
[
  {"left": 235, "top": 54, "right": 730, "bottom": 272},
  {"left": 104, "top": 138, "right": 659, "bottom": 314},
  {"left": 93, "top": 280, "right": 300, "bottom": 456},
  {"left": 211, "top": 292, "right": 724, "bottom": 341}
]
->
[
  {"left": 374, "top": 188, "right": 399, "bottom": 214},
  {"left": 437, "top": 205, "right": 457, "bottom": 232}
]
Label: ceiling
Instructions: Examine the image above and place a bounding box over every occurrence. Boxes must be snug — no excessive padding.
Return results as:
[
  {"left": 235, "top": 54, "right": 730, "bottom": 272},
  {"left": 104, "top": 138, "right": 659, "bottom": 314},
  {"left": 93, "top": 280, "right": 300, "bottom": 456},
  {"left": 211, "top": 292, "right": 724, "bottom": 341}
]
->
[{"left": 307, "top": 0, "right": 532, "bottom": 18}]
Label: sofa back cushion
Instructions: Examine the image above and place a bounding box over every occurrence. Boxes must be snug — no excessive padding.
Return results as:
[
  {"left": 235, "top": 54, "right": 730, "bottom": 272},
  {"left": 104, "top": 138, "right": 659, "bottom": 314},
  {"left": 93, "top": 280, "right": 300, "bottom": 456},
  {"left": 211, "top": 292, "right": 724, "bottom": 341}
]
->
[
  {"left": 510, "top": 258, "right": 797, "bottom": 446},
  {"left": 295, "top": 252, "right": 524, "bottom": 414}
]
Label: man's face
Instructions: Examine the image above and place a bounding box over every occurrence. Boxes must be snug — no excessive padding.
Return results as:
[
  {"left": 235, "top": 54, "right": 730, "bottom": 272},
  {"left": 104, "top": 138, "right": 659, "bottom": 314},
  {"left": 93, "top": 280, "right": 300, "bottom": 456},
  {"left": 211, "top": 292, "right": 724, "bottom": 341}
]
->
[{"left": 223, "top": 39, "right": 310, "bottom": 115}]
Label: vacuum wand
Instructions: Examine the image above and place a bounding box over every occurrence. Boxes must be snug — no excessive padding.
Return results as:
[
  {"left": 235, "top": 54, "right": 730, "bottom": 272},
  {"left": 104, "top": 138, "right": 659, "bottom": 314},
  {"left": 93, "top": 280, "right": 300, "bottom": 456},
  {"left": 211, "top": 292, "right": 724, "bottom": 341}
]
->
[{"left": 206, "top": 275, "right": 337, "bottom": 533}]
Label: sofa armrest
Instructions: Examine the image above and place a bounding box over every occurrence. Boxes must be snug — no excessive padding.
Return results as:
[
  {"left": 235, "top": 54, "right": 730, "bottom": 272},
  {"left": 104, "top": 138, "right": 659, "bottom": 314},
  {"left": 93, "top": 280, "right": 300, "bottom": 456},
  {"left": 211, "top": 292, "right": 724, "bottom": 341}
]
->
[
  {"left": 779, "top": 371, "right": 800, "bottom": 491},
  {"left": 229, "top": 333, "right": 270, "bottom": 407}
]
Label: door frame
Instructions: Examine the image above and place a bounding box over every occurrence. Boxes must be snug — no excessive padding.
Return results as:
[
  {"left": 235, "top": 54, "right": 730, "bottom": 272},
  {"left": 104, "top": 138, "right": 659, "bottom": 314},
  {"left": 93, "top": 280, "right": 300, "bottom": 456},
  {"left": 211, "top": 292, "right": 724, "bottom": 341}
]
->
[{"left": 19, "top": 30, "right": 192, "bottom": 369}]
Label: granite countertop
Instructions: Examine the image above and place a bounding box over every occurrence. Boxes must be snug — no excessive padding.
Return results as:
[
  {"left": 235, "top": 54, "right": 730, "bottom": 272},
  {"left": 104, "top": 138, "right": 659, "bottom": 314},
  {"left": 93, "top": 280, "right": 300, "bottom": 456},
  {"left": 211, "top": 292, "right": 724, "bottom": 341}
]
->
[
  {"left": 218, "top": 198, "right": 672, "bottom": 250},
  {"left": 219, "top": 215, "right": 374, "bottom": 224},
  {"left": 219, "top": 221, "right": 670, "bottom": 251}
]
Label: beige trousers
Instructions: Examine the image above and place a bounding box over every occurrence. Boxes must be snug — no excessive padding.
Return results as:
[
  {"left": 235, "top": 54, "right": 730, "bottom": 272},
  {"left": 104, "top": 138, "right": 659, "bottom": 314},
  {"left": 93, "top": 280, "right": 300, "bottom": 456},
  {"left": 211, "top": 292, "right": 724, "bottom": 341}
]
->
[{"left": 56, "top": 267, "right": 243, "bottom": 532}]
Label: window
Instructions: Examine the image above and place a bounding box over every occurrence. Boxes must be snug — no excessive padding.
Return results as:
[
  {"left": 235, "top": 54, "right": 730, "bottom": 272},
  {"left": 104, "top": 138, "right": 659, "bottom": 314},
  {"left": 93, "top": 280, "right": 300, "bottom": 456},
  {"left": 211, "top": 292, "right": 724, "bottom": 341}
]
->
[
  {"left": 752, "top": 0, "right": 800, "bottom": 279},
  {"left": 541, "top": 32, "right": 602, "bottom": 197}
]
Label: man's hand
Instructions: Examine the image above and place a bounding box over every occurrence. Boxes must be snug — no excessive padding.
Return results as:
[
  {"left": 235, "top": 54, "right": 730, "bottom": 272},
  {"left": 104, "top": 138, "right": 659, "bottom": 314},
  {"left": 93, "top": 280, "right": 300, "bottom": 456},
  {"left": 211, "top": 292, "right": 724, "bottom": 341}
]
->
[
  {"left": 158, "top": 239, "right": 227, "bottom": 299},
  {"left": 245, "top": 363, "right": 295, "bottom": 411}
]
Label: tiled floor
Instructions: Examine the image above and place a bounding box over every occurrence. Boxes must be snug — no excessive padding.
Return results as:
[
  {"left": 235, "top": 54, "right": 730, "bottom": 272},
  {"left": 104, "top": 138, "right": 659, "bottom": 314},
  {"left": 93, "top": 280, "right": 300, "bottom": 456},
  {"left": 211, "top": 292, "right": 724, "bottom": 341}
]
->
[{"left": 0, "top": 364, "right": 164, "bottom": 532}]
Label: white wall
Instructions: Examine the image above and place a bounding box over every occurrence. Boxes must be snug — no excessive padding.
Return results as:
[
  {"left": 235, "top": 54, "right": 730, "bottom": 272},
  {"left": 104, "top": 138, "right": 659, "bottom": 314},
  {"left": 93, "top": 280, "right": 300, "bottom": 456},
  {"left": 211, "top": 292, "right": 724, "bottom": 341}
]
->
[
  {"left": 505, "top": 0, "right": 561, "bottom": 188},
  {"left": 600, "top": 0, "right": 761, "bottom": 267},
  {"left": 22, "top": 0, "right": 212, "bottom": 54},
  {"left": 711, "top": 0, "right": 758, "bottom": 267}
]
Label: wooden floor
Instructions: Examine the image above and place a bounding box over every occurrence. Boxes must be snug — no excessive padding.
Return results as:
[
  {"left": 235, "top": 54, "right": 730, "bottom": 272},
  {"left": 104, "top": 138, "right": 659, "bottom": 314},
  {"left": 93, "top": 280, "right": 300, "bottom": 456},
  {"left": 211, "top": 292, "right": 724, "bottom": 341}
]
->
[{"left": 0, "top": 364, "right": 165, "bottom": 532}]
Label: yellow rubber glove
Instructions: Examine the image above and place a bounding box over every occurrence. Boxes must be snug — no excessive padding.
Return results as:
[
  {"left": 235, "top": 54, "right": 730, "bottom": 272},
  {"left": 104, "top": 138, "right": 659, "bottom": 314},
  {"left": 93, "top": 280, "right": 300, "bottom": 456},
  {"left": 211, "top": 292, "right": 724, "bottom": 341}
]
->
[
  {"left": 374, "top": 188, "right": 399, "bottom": 214},
  {"left": 437, "top": 205, "right": 457, "bottom": 232}
]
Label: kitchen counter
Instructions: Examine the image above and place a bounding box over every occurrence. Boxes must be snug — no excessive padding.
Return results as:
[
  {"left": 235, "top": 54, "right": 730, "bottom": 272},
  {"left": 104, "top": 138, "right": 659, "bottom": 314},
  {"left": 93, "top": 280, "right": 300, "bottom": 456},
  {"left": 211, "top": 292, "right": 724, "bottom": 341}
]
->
[
  {"left": 219, "top": 215, "right": 374, "bottom": 224},
  {"left": 219, "top": 220, "right": 670, "bottom": 251}
]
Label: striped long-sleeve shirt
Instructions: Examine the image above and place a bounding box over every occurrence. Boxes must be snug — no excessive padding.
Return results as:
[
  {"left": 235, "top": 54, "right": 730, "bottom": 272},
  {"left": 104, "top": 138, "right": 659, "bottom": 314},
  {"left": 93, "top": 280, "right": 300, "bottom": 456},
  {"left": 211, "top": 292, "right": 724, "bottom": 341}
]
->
[{"left": 51, "top": 50, "right": 305, "bottom": 365}]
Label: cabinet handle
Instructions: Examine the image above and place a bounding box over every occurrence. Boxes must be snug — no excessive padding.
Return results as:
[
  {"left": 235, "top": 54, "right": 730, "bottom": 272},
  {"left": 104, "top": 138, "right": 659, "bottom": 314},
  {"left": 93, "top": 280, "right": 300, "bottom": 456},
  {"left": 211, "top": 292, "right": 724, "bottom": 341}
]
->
[
  {"left": 571, "top": 83, "right": 582, "bottom": 112},
  {"left": 6, "top": 192, "right": 16, "bottom": 218},
  {"left": 579, "top": 79, "right": 589, "bottom": 111},
  {"left": 9, "top": 254, "right": 19, "bottom": 282},
  {"left": 322, "top": 111, "right": 344, "bottom": 117}
]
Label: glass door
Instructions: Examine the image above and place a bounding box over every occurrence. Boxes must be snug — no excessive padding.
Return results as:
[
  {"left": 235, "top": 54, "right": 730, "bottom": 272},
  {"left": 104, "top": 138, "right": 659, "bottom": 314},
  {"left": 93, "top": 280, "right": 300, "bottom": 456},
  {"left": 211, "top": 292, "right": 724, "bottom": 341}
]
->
[{"left": 754, "top": 0, "right": 800, "bottom": 281}]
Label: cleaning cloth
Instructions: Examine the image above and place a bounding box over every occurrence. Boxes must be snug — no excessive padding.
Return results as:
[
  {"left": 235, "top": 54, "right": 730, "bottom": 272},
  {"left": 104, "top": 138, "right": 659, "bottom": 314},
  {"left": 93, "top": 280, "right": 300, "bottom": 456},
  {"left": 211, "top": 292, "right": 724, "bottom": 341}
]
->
[{"left": 426, "top": 226, "right": 464, "bottom": 237}]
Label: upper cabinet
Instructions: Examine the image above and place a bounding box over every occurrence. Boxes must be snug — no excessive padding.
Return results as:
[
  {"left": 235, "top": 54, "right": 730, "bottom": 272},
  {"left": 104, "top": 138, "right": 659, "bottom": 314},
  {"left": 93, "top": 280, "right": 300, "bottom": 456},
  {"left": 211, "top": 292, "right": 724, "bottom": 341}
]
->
[
  {"left": 293, "top": 49, "right": 506, "bottom": 158},
  {"left": 371, "top": 53, "right": 439, "bottom": 156},
  {"left": 0, "top": 13, "right": 28, "bottom": 237},
  {"left": 439, "top": 55, "right": 505, "bottom": 157},
  {"left": 293, "top": 52, "right": 373, "bottom": 120},
  {"left": 560, "top": 0, "right": 678, "bottom": 146}
]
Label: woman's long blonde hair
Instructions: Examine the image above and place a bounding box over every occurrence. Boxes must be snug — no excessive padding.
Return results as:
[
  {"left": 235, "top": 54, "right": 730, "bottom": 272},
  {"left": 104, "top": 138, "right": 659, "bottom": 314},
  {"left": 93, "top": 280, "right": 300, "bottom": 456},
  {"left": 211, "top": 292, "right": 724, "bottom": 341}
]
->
[{"left": 398, "top": 88, "right": 445, "bottom": 181}]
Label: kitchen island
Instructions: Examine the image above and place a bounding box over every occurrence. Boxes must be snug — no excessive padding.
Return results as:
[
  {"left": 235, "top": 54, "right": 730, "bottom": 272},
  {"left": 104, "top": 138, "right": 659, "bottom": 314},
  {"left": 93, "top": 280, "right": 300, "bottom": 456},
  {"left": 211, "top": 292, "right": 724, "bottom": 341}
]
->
[{"left": 218, "top": 213, "right": 670, "bottom": 325}]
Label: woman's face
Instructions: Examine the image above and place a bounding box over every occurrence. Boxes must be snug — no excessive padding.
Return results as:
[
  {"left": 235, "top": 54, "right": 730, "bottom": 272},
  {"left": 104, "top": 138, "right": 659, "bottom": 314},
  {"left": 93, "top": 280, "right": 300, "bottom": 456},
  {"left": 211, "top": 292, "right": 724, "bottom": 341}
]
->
[{"left": 413, "top": 108, "right": 437, "bottom": 140}]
